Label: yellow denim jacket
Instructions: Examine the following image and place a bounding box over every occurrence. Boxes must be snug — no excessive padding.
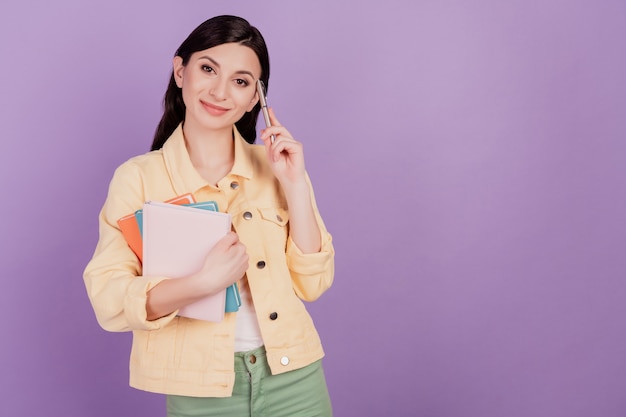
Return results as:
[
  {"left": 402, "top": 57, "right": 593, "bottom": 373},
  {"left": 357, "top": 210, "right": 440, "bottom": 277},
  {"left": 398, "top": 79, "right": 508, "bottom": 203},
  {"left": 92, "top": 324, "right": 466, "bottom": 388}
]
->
[{"left": 83, "top": 124, "right": 334, "bottom": 397}]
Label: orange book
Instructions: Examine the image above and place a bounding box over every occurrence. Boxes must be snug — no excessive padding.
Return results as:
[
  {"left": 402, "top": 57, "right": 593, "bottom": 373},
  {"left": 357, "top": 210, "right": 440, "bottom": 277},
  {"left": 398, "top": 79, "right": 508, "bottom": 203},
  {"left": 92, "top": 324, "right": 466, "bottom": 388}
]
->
[
  {"left": 117, "top": 193, "right": 195, "bottom": 261},
  {"left": 117, "top": 212, "right": 144, "bottom": 260}
]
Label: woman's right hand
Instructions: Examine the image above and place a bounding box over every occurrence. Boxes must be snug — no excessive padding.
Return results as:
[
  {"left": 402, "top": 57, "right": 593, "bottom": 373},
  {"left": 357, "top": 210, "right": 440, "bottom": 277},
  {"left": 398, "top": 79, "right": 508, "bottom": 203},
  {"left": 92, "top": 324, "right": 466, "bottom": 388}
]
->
[
  {"left": 190, "top": 231, "right": 249, "bottom": 296},
  {"left": 146, "top": 231, "right": 248, "bottom": 321}
]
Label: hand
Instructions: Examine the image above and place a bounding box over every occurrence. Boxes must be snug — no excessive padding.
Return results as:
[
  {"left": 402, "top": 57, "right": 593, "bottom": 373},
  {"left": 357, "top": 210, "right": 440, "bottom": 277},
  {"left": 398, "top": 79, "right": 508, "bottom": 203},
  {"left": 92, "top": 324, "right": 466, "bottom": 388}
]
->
[
  {"left": 259, "top": 108, "right": 307, "bottom": 187},
  {"left": 190, "top": 232, "right": 249, "bottom": 295}
]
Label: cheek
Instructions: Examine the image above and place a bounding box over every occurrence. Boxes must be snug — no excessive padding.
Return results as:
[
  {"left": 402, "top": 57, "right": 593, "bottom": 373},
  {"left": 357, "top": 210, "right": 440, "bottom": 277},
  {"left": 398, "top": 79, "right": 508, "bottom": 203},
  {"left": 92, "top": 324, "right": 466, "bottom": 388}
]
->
[
  {"left": 180, "top": 77, "right": 206, "bottom": 106},
  {"left": 236, "top": 89, "right": 257, "bottom": 111}
]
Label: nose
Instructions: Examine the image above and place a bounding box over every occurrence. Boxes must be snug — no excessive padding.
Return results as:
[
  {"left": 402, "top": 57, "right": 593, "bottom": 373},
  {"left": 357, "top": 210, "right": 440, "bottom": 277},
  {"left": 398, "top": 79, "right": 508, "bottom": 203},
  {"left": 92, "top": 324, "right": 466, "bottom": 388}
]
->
[{"left": 209, "top": 77, "right": 228, "bottom": 101}]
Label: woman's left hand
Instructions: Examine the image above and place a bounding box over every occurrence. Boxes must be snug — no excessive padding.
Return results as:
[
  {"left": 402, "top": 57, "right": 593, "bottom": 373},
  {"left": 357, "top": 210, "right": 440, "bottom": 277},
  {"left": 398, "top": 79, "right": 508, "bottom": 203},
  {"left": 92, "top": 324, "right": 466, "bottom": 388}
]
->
[{"left": 260, "top": 108, "right": 307, "bottom": 187}]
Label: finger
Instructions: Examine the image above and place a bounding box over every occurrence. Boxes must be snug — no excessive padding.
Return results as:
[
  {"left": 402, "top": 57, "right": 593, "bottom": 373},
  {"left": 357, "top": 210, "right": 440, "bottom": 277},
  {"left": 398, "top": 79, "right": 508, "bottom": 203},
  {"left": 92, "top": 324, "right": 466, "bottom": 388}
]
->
[
  {"left": 271, "top": 137, "right": 303, "bottom": 162},
  {"left": 216, "top": 231, "right": 239, "bottom": 248},
  {"left": 268, "top": 107, "right": 282, "bottom": 127},
  {"left": 261, "top": 128, "right": 288, "bottom": 145},
  {"left": 259, "top": 128, "right": 272, "bottom": 144},
  {"left": 261, "top": 124, "right": 294, "bottom": 142}
]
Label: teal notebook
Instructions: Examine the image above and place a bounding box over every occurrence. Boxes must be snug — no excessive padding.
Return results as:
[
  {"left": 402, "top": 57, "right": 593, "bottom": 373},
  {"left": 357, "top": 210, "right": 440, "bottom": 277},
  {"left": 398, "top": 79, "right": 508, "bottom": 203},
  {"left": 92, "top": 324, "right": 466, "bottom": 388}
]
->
[{"left": 136, "top": 200, "right": 241, "bottom": 313}]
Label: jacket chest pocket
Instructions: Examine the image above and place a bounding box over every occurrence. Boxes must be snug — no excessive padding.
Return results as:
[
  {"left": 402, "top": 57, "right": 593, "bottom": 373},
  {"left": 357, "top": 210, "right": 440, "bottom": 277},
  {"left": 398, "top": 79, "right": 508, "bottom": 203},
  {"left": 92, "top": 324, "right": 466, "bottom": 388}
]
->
[
  {"left": 235, "top": 207, "right": 289, "bottom": 248},
  {"left": 259, "top": 207, "right": 289, "bottom": 244}
]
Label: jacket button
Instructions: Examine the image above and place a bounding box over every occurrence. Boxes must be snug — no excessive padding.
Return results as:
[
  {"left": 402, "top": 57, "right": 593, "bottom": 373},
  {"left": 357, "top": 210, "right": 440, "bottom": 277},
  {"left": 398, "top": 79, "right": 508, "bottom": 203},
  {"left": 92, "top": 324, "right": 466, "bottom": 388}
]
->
[
  {"left": 230, "top": 181, "right": 239, "bottom": 189},
  {"left": 257, "top": 261, "right": 266, "bottom": 269},
  {"left": 280, "top": 356, "right": 290, "bottom": 366},
  {"left": 269, "top": 312, "right": 278, "bottom": 320},
  {"left": 249, "top": 354, "right": 257, "bottom": 364},
  {"left": 243, "top": 211, "right": 253, "bottom": 220},
  {"left": 276, "top": 214, "right": 283, "bottom": 222}
]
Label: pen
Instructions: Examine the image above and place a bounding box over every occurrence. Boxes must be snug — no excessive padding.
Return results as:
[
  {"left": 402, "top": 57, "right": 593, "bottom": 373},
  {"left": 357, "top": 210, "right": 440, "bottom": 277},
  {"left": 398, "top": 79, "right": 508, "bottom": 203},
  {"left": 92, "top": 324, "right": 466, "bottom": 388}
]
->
[{"left": 256, "top": 79, "right": 275, "bottom": 143}]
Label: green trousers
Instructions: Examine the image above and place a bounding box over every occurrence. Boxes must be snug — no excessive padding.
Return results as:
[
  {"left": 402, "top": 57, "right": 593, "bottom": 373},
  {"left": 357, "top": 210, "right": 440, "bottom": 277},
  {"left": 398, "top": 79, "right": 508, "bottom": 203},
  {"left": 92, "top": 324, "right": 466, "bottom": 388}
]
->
[{"left": 167, "top": 346, "right": 332, "bottom": 417}]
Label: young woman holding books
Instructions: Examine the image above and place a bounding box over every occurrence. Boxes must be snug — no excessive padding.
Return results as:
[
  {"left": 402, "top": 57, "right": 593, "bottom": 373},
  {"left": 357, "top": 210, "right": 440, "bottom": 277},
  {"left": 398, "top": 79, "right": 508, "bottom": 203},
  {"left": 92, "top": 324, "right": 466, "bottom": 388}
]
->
[{"left": 83, "top": 15, "right": 334, "bottom": 417}]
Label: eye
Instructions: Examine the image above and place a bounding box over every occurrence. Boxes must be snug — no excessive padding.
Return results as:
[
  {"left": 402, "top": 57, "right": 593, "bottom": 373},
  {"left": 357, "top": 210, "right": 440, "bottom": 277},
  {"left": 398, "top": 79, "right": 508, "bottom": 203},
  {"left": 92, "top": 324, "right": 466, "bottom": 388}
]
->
[
  {"left": 235, "top": 78, "right": 249, "bottom": 87},
  {"left": 201, "top": 65, "right": 216, "bottom": 75}
]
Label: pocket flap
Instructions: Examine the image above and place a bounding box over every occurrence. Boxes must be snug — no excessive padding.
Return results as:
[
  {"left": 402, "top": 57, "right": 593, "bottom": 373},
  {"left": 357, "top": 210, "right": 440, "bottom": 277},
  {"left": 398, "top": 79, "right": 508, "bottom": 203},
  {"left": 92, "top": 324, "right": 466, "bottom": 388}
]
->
[{"left": 258, "top": 207, "right": 289, "bottom": 226}]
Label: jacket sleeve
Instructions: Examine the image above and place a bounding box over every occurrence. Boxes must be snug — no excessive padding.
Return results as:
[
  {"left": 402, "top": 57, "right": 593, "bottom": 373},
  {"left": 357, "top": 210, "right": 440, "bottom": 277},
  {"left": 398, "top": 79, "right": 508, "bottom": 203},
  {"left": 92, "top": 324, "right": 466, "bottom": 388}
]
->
[
  {"left": 286, "top": 174, "right": 335, "bottom": 302},
  {"left": 83, "top": 162, "right": 177, "bottom": 332}
]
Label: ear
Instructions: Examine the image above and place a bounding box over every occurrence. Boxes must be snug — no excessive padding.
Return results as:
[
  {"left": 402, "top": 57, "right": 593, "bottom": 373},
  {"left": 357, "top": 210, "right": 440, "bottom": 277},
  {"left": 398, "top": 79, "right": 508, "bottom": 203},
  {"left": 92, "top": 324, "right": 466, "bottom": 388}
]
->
[
  {"left": 173, "top": 56, "right": 184, "bottom": 88},
  {"left": 247, "top": 91, "right": 259, "bottom": 112}
]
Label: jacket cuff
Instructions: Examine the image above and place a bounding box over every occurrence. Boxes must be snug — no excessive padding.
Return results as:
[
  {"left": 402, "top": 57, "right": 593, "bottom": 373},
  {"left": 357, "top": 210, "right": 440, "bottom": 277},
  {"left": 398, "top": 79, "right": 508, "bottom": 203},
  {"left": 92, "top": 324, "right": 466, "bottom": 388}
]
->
[
  {"left": 286, "top": 232, "right": 334, "bottom": 275},
  {"left": 124, "top": 276, "right": 178, "bottom": 330}
]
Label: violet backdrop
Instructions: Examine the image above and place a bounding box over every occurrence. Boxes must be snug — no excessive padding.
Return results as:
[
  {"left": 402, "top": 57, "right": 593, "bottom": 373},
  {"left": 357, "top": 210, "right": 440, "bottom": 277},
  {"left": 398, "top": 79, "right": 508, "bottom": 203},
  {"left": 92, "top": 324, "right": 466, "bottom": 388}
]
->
[{"left": 1, "top": 1, "right": 625, "bottom": 416}]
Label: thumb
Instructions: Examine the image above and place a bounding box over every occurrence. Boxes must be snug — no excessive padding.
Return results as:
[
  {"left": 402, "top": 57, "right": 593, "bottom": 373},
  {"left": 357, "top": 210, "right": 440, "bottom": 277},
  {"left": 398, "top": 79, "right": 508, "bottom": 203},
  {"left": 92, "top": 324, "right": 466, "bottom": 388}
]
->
[{"left": 216, "top": 231, "right": 239, "bottom": 248}]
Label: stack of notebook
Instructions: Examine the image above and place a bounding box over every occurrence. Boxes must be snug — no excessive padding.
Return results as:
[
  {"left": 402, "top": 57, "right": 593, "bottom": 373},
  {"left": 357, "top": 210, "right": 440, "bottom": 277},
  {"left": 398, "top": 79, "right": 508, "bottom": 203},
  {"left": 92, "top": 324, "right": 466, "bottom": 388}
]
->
[{"left": 117, "top": 193, "right": 241, "bottom": 322}]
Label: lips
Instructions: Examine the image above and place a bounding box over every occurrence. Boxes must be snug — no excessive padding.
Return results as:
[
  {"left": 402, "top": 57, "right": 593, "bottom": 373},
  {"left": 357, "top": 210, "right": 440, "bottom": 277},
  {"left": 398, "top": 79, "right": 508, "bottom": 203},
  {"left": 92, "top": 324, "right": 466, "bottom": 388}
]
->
[{"left": 201, "top": 100, "right": 230, "bottom": 116}]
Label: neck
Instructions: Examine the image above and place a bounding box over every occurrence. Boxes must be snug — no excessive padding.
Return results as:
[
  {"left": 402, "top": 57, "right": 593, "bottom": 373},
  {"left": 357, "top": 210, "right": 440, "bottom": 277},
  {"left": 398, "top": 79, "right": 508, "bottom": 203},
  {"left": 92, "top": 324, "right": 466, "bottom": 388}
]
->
[{"left": 182, "top": 120, "right": 235, "bottom": 185}]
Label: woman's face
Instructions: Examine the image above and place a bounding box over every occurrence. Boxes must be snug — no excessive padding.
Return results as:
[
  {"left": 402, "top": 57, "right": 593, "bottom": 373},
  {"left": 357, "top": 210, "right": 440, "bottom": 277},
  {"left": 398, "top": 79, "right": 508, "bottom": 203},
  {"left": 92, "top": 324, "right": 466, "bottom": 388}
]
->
[{"left": 173, "top": 42, "right": 261, "bottom": 134}]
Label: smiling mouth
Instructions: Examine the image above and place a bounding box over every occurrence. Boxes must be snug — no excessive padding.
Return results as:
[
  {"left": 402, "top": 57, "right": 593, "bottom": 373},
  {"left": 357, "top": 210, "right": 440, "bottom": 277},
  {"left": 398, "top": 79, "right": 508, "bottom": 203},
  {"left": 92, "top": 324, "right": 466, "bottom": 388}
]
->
[{"left": 201, "top": 101, "right": 230, "bottom": 115}]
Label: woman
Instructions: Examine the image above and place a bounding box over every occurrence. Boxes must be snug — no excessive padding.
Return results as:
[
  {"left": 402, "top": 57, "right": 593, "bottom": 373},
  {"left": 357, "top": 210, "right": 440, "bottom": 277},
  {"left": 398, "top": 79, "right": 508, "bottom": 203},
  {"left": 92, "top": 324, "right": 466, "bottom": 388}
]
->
[{"left": 83, "top": 15, "right": 334, "bottom": 417}]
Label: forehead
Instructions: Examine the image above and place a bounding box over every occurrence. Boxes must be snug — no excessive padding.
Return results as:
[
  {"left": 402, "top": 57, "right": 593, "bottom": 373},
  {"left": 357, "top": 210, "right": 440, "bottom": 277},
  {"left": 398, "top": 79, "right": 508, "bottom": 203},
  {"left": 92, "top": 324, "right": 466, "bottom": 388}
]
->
[{"left": 191, "top": 43, "right": 261, "bottom": 77}]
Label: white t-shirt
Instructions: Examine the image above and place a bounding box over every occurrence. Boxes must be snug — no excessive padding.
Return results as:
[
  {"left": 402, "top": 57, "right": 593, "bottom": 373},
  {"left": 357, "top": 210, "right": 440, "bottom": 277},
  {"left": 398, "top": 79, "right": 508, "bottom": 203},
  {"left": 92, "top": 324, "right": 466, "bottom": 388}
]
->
[{"left": 233, "top": 277, "right": 264, "bottom": 352}]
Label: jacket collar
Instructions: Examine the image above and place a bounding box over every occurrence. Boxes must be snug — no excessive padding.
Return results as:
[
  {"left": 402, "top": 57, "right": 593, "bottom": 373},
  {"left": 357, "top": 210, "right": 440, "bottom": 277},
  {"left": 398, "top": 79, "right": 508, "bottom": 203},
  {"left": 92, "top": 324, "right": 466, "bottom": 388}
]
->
[{"left": 162, "top": 123, "right": 255, "bottom": 195}]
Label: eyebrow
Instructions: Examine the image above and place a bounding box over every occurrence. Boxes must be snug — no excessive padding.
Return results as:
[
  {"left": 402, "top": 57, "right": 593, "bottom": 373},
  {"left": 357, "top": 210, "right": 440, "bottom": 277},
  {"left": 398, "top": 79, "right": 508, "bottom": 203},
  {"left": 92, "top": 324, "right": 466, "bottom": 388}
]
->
[{"left": 197, "top": 55, "right": 255, "bottom": 78}]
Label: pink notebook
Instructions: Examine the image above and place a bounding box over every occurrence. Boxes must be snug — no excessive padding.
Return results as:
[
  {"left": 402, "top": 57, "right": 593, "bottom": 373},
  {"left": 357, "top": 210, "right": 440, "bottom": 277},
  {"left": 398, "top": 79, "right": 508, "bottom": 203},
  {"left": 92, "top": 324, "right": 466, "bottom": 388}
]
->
[{"left": 142, "top": 201, "right": 232, "bottom": 322}]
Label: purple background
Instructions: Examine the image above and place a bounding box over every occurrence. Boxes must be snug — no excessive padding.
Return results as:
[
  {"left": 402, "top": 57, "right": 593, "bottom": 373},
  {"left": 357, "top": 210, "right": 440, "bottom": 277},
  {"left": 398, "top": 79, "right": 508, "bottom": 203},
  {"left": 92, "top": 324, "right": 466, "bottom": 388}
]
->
[{"left": 1, "top": 1, "right": 625, "bottom": 416}]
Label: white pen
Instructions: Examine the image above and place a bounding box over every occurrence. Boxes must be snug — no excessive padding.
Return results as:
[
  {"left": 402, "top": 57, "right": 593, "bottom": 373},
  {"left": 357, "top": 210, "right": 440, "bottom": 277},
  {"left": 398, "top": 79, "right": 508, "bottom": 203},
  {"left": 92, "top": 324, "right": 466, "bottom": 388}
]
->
[{"left": 256, "top": 79, "right": 275, "bottom": 143}]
